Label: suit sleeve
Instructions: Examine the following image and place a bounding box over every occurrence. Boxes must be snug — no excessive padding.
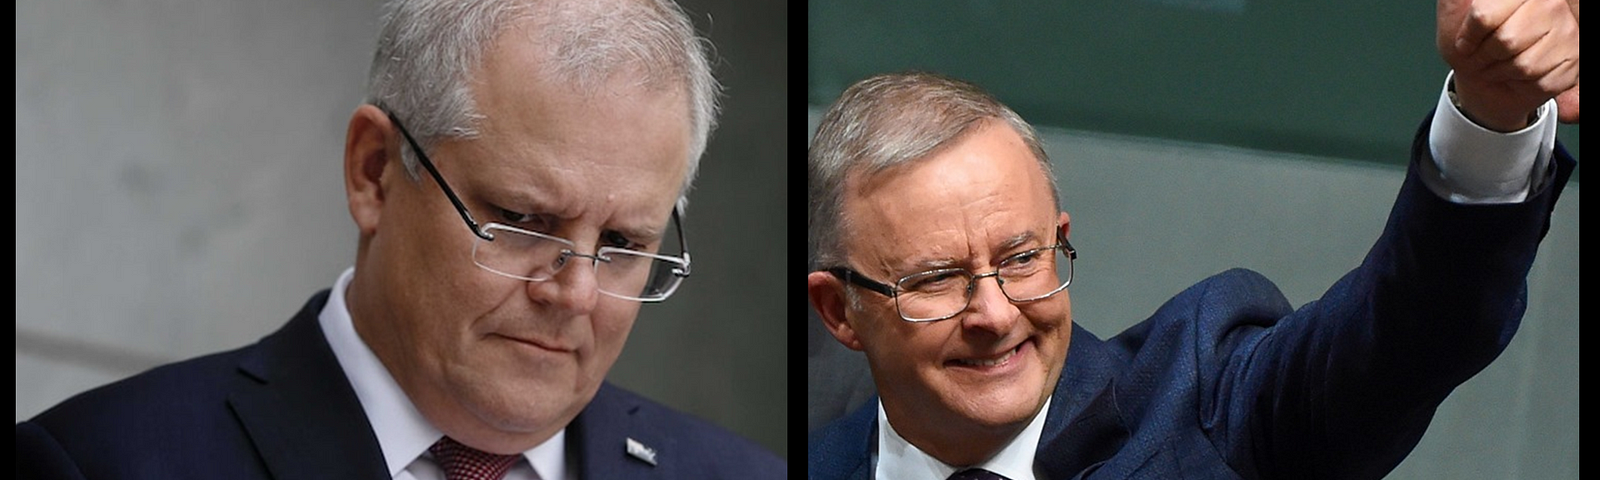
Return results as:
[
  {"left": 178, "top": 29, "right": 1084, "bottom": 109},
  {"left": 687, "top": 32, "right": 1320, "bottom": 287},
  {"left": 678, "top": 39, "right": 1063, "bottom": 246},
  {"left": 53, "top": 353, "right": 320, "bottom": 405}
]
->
[{"left": 1210, "top": 110, "right": 1575, "bottom": 479}]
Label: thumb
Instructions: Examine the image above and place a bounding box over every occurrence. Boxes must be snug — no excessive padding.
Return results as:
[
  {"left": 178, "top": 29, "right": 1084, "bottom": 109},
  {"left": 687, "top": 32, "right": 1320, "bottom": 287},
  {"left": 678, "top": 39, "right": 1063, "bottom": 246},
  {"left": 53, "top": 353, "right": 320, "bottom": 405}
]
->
[{"left": 1556, "top": 82, "right": 1579, "bottom": 124}]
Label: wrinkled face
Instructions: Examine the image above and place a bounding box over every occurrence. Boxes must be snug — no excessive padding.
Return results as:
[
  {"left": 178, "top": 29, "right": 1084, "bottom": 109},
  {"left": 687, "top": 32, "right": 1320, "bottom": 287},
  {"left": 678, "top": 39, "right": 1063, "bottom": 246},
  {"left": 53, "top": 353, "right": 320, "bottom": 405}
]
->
[
  {"left": 841, "top": 120, "right": 1072, "bottom": 440},
  {"left": 359, "top": 25, "right": 689, "bottom": 447}
]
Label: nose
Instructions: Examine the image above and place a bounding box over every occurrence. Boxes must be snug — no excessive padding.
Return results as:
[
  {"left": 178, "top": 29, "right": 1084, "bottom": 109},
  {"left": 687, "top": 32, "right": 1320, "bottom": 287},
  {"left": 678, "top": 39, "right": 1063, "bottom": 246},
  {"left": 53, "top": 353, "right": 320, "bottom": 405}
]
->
[
  {"left": 526, "top": 249, "right": 601, "bottom": 315},
  {"left": 958, "top": 272, "right": 1020, "bottom": 336}
]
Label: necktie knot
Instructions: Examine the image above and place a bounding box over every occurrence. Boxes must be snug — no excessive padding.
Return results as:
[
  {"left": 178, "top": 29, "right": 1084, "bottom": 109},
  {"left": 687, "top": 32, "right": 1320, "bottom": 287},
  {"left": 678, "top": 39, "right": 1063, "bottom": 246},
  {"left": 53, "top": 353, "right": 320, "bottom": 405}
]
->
[
  {"left": 429, "top": 436, "right": 522, "bottom": 480},
  {"left": 948, "top": 467, "right": 1011, "bottom": 480}
]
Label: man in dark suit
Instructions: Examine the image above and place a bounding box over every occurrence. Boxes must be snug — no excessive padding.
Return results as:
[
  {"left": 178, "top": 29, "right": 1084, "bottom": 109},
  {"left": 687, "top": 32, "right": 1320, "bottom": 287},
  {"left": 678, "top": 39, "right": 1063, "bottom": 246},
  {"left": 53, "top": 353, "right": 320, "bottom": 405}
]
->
[
  {"left": 805, "top": 0, "right": 1577, "bottom": 478},
  {"left": 16, "top": 0, "right": 784, "bottom": 479}
]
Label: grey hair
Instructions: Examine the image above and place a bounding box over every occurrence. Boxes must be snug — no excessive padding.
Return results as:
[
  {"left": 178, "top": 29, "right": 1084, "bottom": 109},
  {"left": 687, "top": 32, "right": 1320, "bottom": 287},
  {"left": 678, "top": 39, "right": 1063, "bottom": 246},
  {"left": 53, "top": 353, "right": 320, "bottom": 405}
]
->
[
  {"left": 365, "top": 0, "right": 721, "bottom": 208},
  {"left": 808, "top": 72, "right": 1058, "bottom": 269}
]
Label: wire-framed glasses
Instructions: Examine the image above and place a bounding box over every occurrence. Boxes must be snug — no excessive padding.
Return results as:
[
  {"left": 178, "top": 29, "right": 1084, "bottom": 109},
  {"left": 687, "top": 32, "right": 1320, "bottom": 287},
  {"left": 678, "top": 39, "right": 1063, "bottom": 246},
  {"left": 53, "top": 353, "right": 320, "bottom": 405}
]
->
[
  {"left": 828, "top": 232, "right": 1075, "bottom": 322},
  {"left": 386, "top": 109, "right": 691, "bottom": 302}
]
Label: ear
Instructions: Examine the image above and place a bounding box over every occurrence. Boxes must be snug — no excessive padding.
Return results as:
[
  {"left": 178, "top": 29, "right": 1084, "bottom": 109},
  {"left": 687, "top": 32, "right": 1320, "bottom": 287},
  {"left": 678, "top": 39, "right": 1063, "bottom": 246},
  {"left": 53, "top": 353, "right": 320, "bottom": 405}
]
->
[
  {"left": 345, "top": 104, "right": 398, "bottom": 237},
  {"left": 809, "top": 271, "right": 865, "bottom": 351},
  {"left": 1057, "top": 211, "right": 1071, "bottom": 239}
]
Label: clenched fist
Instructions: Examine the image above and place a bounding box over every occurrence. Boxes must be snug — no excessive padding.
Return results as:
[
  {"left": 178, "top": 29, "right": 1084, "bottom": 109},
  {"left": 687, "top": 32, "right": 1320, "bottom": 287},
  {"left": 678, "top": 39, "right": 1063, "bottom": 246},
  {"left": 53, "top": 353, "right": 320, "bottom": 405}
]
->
[{"left": 1438, "top": 0, "right": 1580, "bottom": 129}]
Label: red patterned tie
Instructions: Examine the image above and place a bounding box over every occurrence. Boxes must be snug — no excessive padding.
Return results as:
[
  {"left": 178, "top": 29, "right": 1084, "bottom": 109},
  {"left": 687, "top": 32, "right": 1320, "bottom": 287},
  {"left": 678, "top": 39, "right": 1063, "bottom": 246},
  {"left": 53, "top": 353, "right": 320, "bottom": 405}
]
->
[{"left": 429, "top": 436, "right": 523, "bottom": 480}]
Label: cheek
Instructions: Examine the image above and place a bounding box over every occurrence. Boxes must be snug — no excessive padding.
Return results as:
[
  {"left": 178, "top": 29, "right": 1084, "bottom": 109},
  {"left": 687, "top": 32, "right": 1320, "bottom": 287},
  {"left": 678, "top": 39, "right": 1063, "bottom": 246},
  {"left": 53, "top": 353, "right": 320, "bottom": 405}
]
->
[
  {"left": 868, "top": 321, "right": 949, "bottom": 379},
  {"left": 387, "top": 181, "right": 484, "bottom": 276},
  {"left": 1023, "top": 295, "right": 1072, "bottom": 360},
  {"left": 587, "top": 302, "right": 640, "bottom": 364},
  {"left": 1023, "top": 293, "right": 1070, "bottom": 328}
]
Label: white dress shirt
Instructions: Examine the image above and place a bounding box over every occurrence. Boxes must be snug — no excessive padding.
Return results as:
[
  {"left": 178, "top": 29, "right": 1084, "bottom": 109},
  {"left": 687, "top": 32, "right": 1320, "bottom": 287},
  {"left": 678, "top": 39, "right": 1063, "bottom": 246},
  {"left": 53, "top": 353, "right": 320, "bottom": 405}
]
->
[
  {"left": 319, "top": 267, "right": 576, "bottom": 480},
  {"left": 876, "top": 397, "right": 1052, "bottom": 480},
  {"left": 870, "top": 71, "right": 1559, "bottom": 479}
]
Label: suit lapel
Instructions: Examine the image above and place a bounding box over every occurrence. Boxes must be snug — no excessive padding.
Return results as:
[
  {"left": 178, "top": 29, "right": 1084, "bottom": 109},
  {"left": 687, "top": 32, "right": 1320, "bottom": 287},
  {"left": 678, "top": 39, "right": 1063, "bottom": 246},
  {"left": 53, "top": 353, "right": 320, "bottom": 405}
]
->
[
  {"left": 839, "top": 405, "right": 875, "bottom": 480},
  {"left": 807, "top": 392, "right": 876, "bottom": 480},
  {"left": 1035, "top": 324, "right": 1130, "bottom": 479},
  {"left": 848, "top": 432, "right": 874, "bottom": 480},
  {"left": 228, "top": 291, "right": 389, "bottom": 480},
  {"left": 570, "top": 383, "right": 676, "bottom": 479}
]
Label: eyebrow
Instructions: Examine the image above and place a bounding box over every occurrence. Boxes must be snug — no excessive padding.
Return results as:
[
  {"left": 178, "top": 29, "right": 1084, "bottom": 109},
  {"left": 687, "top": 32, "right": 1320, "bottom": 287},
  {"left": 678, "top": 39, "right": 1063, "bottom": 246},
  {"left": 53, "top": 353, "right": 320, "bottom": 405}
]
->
[
  {"left": 998, "top": 230, "right": 1038, "bottom": 253},
  {"left": 613, "top": 222, "right": 665, "bottom": 243},
  {"left": 910, "top": 257, "right": 961, "bottom": 271},
  {"left": 476, "top": 184, "right": 664, "bottom": 241},
  {"left": 475, "top": 181, "right": 552, "bottom": 214},
  {"left": 899, "top": 230, "right": 1040, "bottom": 273}
]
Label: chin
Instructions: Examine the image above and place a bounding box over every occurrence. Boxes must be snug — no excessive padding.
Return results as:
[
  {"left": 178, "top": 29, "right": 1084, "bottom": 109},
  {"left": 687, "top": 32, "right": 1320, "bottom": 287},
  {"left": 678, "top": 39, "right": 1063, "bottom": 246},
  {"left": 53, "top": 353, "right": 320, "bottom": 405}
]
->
[
  {"left": 457, "top": 376, "right": 585, "bottom": 432},
  {"left": 470, "top": 393, "right": 576, "bottom": 434},
  {"left": 944, "top": 376, "right": 1049, "bottom": 430},
  {"left": 976, "top": 392, "right": 1047, "bottom": 429}
]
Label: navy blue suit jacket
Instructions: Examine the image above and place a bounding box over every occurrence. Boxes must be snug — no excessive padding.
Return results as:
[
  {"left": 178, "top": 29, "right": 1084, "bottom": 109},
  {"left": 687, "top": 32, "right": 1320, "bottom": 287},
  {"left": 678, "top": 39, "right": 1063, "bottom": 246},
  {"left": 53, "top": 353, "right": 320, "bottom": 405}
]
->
[
  {"left": 17, "top": 290, "right": 785, "bottom": 479},
  {"left": 808, "top": 115, "right": 1576, "bottom": 479}
]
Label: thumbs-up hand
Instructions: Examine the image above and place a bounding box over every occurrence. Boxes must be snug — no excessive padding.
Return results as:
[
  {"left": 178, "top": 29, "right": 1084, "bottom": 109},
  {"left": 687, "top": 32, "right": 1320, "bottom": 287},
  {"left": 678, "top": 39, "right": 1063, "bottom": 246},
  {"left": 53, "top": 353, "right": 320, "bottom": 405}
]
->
[{"left": 1437, "top": 0, "right": 1580, "bottom": 129}]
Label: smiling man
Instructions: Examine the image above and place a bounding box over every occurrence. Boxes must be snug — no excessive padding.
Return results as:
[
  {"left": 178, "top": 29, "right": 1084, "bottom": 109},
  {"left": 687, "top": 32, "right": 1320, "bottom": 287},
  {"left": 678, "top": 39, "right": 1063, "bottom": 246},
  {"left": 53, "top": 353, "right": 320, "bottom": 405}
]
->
[
  {"left": 17, "top": 0, "right": 784, "bottom": 479},
  {"left": 806, "top": 0, "right": 1578, "bottom": 478},
  {"left": 814, "top": 94, "right": 1075, "bottom": 469}
]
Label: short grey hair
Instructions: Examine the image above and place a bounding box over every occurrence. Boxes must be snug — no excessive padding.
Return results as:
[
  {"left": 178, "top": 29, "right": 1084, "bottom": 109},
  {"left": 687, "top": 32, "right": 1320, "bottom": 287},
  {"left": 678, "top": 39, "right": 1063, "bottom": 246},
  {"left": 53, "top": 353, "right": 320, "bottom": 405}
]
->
[
  {"left": 365, "top": 0, "right": 721, "bottom": 206},
  {"left": 808, "top": 72, "right": 1058, "bottom": 269}
]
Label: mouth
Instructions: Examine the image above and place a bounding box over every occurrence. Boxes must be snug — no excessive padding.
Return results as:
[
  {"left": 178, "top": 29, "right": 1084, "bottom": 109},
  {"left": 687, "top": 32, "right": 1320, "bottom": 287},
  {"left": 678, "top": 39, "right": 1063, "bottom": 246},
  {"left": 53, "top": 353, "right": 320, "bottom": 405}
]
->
[
  {"left": 492, "top": 333, "right": 575, "bottom": 353},
  {"left": 947, "top": 338, "right": 1030, "bottom": 369}
]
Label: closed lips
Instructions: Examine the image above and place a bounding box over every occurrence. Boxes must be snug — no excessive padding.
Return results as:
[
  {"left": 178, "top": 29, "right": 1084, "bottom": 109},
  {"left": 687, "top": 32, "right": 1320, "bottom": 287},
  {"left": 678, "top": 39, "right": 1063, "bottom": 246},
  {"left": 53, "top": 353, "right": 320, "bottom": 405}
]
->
[{"left": 495, "top": 333, "right": 574, "bottom": 352}]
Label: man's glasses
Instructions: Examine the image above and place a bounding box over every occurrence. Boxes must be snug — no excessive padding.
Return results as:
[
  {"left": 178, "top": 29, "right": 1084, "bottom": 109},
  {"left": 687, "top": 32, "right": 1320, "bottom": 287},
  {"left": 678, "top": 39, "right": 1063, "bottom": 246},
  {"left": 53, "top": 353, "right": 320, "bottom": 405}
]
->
[
  {"left": 386, "top": 110, "right": 691, "bottom": 302},
  {"left": 828, "top": 230, "right": 1074, "bottom": 322}
]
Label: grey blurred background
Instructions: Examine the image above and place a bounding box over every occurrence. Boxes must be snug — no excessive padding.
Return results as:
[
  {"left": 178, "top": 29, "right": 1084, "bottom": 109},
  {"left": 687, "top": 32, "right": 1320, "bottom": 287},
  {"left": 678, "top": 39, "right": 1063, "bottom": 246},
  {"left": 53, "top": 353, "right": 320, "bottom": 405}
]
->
[
  {"left": 808, "top": 1, "right": 1578, "bottom": 478},
  {"left": 15, "top": 0, "right": 787, "bottom": 460}
]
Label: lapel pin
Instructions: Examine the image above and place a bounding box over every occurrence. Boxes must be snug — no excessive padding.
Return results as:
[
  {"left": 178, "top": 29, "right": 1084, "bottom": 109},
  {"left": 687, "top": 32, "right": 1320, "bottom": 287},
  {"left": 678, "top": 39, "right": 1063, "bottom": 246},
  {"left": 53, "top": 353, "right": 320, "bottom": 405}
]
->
[{"left": 626, "top": 437, "right": 658, "bottom": 467}]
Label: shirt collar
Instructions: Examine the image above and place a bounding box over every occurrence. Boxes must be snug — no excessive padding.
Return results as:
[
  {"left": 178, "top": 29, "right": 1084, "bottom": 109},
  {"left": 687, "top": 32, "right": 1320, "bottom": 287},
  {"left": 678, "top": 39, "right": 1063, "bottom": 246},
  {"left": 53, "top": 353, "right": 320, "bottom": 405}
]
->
[
  {"left": 319, "top": 267, "right": 569, "bottom": 480},
  {"left": 876, "top": 396, "right": 1052, "bottom": 480}
]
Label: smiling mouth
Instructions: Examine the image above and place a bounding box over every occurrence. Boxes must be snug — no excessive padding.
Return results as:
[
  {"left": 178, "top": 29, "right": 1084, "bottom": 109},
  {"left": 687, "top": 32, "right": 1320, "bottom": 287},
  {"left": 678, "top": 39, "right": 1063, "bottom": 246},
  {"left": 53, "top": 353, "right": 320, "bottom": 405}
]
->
[{"left": 949, "top": 340, "right": 1026, "bottom": 368}]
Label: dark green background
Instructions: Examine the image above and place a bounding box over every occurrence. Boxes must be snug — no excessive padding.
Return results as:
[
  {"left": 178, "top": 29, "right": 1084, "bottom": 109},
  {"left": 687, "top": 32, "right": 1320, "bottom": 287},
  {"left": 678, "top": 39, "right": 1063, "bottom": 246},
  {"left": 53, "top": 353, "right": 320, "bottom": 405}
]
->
[{"left": 809, "top": 0, "right": 1579, "bottom": 176}]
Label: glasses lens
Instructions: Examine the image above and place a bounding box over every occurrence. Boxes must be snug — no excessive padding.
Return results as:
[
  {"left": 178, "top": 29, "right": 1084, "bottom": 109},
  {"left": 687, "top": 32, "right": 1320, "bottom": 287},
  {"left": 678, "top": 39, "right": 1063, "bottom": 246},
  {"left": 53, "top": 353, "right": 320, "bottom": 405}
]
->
[
  {"left": 473, "top": 224, "right": 689, "bottom": 302},
  {"left": 891, "top": 245, "right": 1074, "bottom": 322},
  {"left": 895, "top": 269, "right": 974, "bottom": 321},
  {"left": 596, "top": 250, "right": 687, "bottom": 301},
  {"left": 997, "top": 246, "right": 1065, "bottom": 301},
  {"left": 472, "top": 225, "right": 572, "bottom": 281}
]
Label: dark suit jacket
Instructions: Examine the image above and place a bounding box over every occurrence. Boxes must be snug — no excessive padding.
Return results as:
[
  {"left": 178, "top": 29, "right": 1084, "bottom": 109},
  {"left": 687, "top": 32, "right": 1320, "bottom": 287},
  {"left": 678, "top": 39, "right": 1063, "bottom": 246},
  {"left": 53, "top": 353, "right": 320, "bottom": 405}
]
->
[
  {"left": 808, "top": 115, "right": 1576, "bottom": 479},
  {"left": 17, "top": 290, "right": 786, "bottom": 480}
]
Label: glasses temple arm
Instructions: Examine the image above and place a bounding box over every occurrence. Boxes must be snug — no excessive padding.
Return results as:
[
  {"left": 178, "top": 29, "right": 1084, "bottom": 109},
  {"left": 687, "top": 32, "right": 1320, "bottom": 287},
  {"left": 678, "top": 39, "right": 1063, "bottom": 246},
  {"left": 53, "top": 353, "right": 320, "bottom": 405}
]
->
[
  {"left": 671, "top": 206, "right": 691, "bottom": 277},
  {"left": 825, "top": 268, "right": 897, "bottom": 297},
  {"left": 385, "top": 110, "right": 493, "bottom": 241}
]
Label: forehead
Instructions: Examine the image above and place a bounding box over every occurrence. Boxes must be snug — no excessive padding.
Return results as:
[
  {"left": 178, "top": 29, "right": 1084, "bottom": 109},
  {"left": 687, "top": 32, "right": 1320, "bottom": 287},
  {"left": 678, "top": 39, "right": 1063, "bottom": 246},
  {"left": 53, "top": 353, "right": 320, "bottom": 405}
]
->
[
  {"left": 843, "top": 122, "right": 1057, "bottom": 271},
  {"left": 452, "top": 18, "right": 692, "bottom": 218}
]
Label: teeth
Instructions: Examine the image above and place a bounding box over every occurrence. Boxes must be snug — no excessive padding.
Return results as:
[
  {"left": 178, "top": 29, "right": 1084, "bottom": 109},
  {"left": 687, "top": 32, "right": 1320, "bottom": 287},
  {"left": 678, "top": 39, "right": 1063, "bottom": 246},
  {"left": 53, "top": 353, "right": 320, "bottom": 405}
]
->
[{"left": 957, "top": 344, "right": 1020, "bottom": 367}]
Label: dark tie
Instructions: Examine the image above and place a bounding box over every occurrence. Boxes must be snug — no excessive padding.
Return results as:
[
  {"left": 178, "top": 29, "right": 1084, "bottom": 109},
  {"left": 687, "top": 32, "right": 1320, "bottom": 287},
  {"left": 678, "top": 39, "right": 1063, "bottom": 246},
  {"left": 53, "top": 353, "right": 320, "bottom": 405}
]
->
[
  {"left": 948, "top": 468, "right": 1011, "bottom": 480},
  {"left": 429, "top": 436, "right": 523, "bottom": 480}
]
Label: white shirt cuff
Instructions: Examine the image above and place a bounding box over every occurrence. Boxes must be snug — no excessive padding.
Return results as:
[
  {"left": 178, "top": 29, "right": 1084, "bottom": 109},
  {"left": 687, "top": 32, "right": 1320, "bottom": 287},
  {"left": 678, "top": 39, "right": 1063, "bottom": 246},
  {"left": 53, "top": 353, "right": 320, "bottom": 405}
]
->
[{"left": 1423, "top": 71, "right": 1557, "bottom": 204}]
